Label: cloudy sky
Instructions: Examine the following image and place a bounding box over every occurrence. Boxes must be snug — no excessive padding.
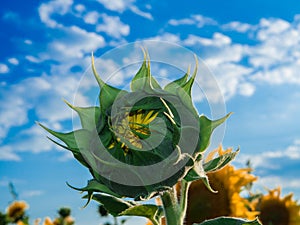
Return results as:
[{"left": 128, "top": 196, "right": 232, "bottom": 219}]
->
[{"left": 1, "top": 0, "right": 300, "bottom": 224}]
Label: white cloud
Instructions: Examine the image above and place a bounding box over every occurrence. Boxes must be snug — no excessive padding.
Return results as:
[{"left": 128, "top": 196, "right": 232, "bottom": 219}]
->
[
  {"left": 129, "top": 5, "right": 153, "bottom": 20},
  {"left": 252, "top": 64, "right": 300, "bottom": 85},
  {"left": 97, "top": 0, "right": 134, "bottom": 12},
  {"left": 24, "top": 39, "right": 32, "bottom": 45},
  {"left": 8, "top": 58, "right": 19, "bottom": 65},
  {"left": 238, "top": 82, "right": 256, "bottom": 96},
  {"left": 149, "top": 33, "right": 181, "bottom": 43},
  {"left": 74, "top": 4, "right": 85, "bottom": 13},
  {"left": 256, "top": 176, "right": 300, "bottom": 191},
  {"left": 97, "top": 0, "right": 153, "bottom": 20},
  {"left": 96, "top": 14, "right": 130, "bottom": 38},
  {"left": 21, "top": 190, "right": 44, "bottom": 198},
  {"left": 0, "top": 146, "right": 21, "bottom": 161},
  {"left": 0, "top": 89, "right": 29, "bottom": 141},
  {"left": 209, "top": 63, "right": 254, "bottom": 100},
  {"left": 246, "top": 17, "right": 300, "bottom": 85},
  {"left": 83, "top": 11, "right": 100, "bottom": 24},
  {"left": 184, "top": 33, "right": 231, "bottom": 47},
  {"left": 222, "top": 21, "right": 254, "bottom": 33},
  {"left": 47, "top": 26, "right": 105, "bottom": 59},
  {"left": 38, "top": 0, "right": 73, "bottom": 28},
  {"left": 169, "top": 14, "right": 217, "bottom": 27},
  {"left": 238, "top": 139, "right": 300, "bottom": 169},
  {"left": 258, "top": 18, "right": 290, "bottom": 39},
  {"left": 0, "top": 63, "right": 9, "bottom": 74},
  {"left": 25, "top": 55, "right": 41, "bottom": 63}
]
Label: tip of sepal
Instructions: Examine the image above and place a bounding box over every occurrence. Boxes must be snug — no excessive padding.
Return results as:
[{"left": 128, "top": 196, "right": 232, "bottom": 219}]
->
[
  {"left": 81, "top": 193, "right": 93, "bottom": 208},
  {"left": 62, "top": 98, "right": 75, "bottom": 110},
  {"left": 91, "top": 52, "right": 105, "bottom": 88},
  {"left": 181, "top": 55, "right": 198, "bottom": 96}
]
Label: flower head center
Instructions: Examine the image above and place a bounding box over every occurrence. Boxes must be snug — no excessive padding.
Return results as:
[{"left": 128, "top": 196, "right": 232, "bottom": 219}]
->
[
  {"left": 110, "top": 109, "right": 158, "bottom": 153},
  {"left": 260, "top": 199, "right": 290, "bottom": 225}
]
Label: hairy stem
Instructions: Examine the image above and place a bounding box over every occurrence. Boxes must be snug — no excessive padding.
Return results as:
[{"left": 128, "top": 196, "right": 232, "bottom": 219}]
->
[
  {"left": 160, "top": 187, "right": 181, "bottom": 225},
  {"left": 179, "top": 179, "right": 190, "bottom": 224}
]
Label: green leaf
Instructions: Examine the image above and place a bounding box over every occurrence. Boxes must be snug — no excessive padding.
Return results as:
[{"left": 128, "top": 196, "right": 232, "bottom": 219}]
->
[
  {"left": 184, "top": 161, "right": 217, "bottom": 193},
  {"left": 67, "top": 179, "right": 122, "bottom": 198},
  {"left": 90, "top": 193, "right": 135, "bottom": 217},
  {"left": 130, "top": 51, "right": 161, "bottom": 92},
  {"left": 194, "top": 217, "right": 262, "bottom": 225},
  {"left": 91, "top": 54, "right": 127, "bottom": 112},
  {"left": 199, "top": 113, "right": 232, "bottom": 152},
  {"left": 120, "top": 204, "right": 163, "bottom": 224},
  {"left": 203, "top": 149, "right": 239, "bottom": 173},
  {"left": 64, "top": 100, "right": 100, "bottom": 131}
]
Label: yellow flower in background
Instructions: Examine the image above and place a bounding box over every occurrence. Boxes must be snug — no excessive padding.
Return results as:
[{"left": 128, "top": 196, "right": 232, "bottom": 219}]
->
[
  {"left": 43, "top": 217, "right": 54, "bottom": 225},
  {"left": 6, "top": 201, "right": 28, "bottom": 222},
  {"left": 63, "top": 216, "right": 74, "bottom": 225},
  {"left": 183, "top": 146, "right": 258, "bottom": 225},
  {"left": 255, "top": 187, "right": 300, "bottom": 225},
  {"left": 42, "top": 216, "right": 74, "bottom": 225},
  {"left": 146, "top": 146, "right": 258, "bottom": 225},
  {"left": 17, "top": 220, "right": 26, "bottom": 225}
]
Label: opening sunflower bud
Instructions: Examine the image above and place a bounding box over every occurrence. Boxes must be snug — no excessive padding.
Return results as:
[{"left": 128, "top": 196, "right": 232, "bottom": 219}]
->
[{"left": 39, "top": 49, "right": 230, "bottom": 200}]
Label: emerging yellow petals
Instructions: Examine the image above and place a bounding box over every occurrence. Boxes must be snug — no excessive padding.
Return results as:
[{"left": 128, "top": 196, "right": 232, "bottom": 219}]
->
[
  {"left": 111, "top": 110, "right": 158, "bottom": 153},
  {"left": 255, "top": 187, "right": 300, "bottom": 225}
]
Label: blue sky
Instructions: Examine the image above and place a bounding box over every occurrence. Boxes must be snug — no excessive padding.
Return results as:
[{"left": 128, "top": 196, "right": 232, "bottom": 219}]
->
[{"left": 1, "top": 0, "right": 300, "bottom": 224}]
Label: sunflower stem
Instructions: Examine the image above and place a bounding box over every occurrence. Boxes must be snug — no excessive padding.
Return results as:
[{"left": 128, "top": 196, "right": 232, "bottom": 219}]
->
[
  {"left": 160, "top": 187, "right": 181, "bottom": 225},
  {"left": 179, "top": 179, "right": 190, "bottom": 223}
]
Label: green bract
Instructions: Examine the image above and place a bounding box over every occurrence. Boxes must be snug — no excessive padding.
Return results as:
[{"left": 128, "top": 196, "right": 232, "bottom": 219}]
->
[{"left": 39, "top": 51, "right": 230, "bottom": 200}]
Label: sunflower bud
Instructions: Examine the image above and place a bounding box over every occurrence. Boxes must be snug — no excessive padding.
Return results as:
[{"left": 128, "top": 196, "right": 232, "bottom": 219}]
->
[{"left": 40, "top": 50, "right": 229, "bottom": 200}]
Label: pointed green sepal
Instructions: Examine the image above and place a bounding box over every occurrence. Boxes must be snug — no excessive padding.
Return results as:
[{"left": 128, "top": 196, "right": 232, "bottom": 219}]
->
[
  {"left": 64, "top": 100, "right": 100, "bottom": 131},
  {"left": 183, "top": 161, "right": 217, "bottom": 193},
  {"left": 181, "top": 55, "right": 198, "bottom": 97},
  {"left": 119, "top": 204, "right": 163, "bottom": 225},
  {"left": 92, "top": 53, "right": 127, "bottom": 112},
  {"left": 38, "top": 123, "right": 92, "bottom": 167},
  {"left": 203, "top": 149, "right": 239, "bottom": 173},
  {"left": 199, "top": 113, "right": 232, "bottom": 152},
  {"left": 130, "top": 50, "right": 161, "bottom": 92},
  {"left": 67, "top": 179, "right": 122, "bottom": 198},
  {"left": 164, "top": 66, "right": 189, "bottom": 94},
  {"left": 195, "top": 217, "right": 262, "bottom": 225},
  {"left": 38, "top": 123, "right": 89, "bottom": 151},
  {"left": 88, "top": 193, "right": 135, "bottom": 217}
]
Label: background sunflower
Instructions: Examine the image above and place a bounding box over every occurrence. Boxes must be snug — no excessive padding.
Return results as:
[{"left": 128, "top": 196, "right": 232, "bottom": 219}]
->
[
  {"left": 182, "top": 146, "right": 257, "bottom": 225},
  {"left": 255, "top": 187, "right": 300, "bottom": 225}
]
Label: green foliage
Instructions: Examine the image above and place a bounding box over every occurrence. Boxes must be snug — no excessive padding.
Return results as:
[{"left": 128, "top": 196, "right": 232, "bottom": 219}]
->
[
  {"left": 58, "top": 207, "right": 71, "bottom": 218},
  {"left": 194, "top": 217, "right": 262, "bottom": 225},
  {"left": 90, "top": 194, "right": 163, "bottom": 224},
  {"left": 203, "top": 149, "right": 239, "bottom": 173}
]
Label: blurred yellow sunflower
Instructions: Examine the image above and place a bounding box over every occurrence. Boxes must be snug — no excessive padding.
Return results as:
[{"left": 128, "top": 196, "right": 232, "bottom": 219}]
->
[
  {"left": 43, "top": 217, "right": 54, "bottom": 225},
  {"left": 6, "top": 201, "right": 28, "bottom": 222},
  {"left": 183, "top": 146, "right": 258, "bottom": 225},
  {"left": 255, "top": 187, "right": 300, "bottom": 225},
  {"left": 42, "top": 216, "right": 74, "bottom": 225}
]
